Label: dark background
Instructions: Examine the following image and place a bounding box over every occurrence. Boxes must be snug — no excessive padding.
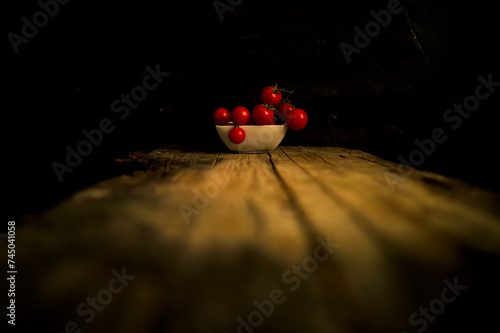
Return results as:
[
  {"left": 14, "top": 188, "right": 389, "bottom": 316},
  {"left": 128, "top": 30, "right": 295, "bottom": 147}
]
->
[{"left": 4, "top": 0, "right": 500, "bottom": 220}]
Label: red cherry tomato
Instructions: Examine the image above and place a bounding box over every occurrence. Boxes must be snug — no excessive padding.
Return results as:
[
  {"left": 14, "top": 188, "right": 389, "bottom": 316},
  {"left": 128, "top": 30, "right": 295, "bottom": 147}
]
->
[
  {"left": 213, "top": 108, "right": 230, "bottom": 125},
  {"left": 231, "top": 106, "right": 250, "bottom": 125},
  {"left": 276, "top": 103, "right": 293, "bottom": 122},
  {"left": 286, "top": 108, "right": 308, "bottom": 130},
  {"left": 260, "top": 86, "right": 282, "bottom": 106},
  {"left": 228, "top": 127, "right": 246, "bottom": 144},
  {"left": 252, "top": 104, "right": 274, "bottom": 125}
]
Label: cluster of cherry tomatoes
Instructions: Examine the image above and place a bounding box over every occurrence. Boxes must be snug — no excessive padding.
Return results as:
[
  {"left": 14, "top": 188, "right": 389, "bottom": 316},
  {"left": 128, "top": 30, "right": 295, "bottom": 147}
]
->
[{"left": 213, "top": 85, "right": 308, "bottom": 144}]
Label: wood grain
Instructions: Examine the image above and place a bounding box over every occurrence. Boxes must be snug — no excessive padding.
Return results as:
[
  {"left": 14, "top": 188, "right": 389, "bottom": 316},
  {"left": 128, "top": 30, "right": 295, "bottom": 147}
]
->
[{"left": 17, "top": 145, "right": 500, "bottom": 333}]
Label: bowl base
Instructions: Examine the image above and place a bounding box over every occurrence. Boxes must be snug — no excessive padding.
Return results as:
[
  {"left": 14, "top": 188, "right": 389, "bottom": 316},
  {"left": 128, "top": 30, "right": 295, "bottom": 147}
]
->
[{"left": 234, "top": 150, "right": 271, "bottom": 154}]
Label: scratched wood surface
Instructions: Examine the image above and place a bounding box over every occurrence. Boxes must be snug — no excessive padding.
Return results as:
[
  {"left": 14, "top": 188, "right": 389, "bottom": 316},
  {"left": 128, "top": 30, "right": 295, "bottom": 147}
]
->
[{"left": 17, "top": 145, "right": 500, "bottom": 333}]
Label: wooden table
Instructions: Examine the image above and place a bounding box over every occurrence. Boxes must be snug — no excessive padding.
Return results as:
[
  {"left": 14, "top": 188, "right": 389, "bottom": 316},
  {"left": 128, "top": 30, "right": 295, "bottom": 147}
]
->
[{"left": 18, "top": 146, "right": 500, "bottom": 333}]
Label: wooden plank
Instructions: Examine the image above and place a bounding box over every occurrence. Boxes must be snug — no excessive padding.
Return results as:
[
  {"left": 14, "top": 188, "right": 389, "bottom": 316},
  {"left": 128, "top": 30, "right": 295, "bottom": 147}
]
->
[
  {"left": 268, "top": 147, "right": 411, "bottom": 332},
  {"left": 16, "top": 145, "right": 500, "bottom": 333},
  {"left": 279, "top": 146, "right": 460, "bottom": 263},
  {"left": 19, "top": 147, "right": 344, "bottom": 333},
  {"left": 187, "top": 151, "right": 343, "bottom": 332},
  {"left": 300, "top": 146, "right": 500, "bottom": 255}
]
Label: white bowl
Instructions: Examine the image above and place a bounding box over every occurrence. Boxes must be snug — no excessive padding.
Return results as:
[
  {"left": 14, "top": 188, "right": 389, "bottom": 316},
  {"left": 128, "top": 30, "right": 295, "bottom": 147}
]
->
[{"left": 216, "top": 123, "right": 288, "bottom": 153}]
